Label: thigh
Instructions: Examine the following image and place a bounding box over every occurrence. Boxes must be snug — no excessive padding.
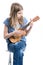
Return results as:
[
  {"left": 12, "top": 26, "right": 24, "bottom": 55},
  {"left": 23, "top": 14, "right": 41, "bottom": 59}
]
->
[
  {"left": 14, "top": 40, "right": 26, "bottom": 50},
  {"left": 8, "top": 41, "right": 26, "bottom": 52},
  {"left": 8, "top": 43, "right": 16, "bottom": 52}
]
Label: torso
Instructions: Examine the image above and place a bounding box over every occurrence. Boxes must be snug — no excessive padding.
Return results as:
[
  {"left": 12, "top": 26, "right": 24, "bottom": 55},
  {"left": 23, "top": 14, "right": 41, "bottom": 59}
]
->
[
  {"left": 12, "top": 21, "right": 21, "bottom": 30},
  {"left": 4, "top": 17, "right": 28, "bottom": 43}
]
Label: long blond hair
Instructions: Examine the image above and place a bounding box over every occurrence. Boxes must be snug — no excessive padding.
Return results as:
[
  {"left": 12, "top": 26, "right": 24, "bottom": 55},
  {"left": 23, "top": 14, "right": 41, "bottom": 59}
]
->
[{"left": 9, "top": 3, "right": 24, "bottom": 26}]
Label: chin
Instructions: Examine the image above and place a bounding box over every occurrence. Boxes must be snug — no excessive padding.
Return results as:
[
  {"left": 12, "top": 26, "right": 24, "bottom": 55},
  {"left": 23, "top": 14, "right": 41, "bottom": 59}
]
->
[
  {"left": 18, "top": 16, "right": 23, "bottom": 20},
  {"left": 18, "top": 17, "right": 20, "bottom": 19}
]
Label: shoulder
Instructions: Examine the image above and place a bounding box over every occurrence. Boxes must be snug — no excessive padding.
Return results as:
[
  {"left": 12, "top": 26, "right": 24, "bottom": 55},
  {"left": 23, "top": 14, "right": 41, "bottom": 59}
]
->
[
  {"left": 3, "top": 18, "right": 10, "bottom": 27},
  {"left": 23, "top": 17, "right": 28, "bottom": 24}
]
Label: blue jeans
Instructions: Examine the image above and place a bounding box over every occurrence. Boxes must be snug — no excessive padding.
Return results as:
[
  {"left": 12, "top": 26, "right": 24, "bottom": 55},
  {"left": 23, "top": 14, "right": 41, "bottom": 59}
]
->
[{"left": 8, "top": 40, "right": 26, "bottom": 65}]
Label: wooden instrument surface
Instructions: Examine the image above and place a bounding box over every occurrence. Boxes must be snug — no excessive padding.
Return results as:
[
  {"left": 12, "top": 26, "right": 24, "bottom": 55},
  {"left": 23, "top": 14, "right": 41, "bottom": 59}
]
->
[{"left": 9, "top": 16, "right": 40, "bottom": 43}]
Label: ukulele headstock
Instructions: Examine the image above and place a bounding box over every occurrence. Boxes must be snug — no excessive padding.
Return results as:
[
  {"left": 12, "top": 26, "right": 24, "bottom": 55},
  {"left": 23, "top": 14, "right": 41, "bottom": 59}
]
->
[{"left": 32, "top": 16, "right": 40, "bottom": 22}]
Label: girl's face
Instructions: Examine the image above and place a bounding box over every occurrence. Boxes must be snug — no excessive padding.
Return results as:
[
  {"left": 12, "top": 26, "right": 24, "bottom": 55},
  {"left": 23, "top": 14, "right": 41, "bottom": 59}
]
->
[{"left": 17, "top": 10, "right": 23, "bottom": 19}]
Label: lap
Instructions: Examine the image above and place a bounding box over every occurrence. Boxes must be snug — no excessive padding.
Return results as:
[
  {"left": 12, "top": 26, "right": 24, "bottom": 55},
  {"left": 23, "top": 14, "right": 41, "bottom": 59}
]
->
[{"left": 8, "top": 40, "right": 26, "bottom": 53}]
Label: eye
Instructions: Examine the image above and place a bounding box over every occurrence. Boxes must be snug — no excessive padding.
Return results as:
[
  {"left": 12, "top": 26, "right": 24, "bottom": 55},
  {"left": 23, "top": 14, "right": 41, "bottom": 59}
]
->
[{"left": 18, "top": 13, "right": 21, "bottom": 14}]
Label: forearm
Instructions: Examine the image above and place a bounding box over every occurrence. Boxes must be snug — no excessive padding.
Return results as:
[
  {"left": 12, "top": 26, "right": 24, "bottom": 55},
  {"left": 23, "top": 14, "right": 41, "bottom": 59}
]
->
[
  {"left": 25, "top": 26, "right": 32, "bottom": 36},
  {"left": 25, "top": 21, "right": 33, "bottom": 36},
  {"left": 4, "top": 30, "right": 24, "bottom": 39},
  {"left": 4, "top": 32, "right": 14, "bottom": 39}
]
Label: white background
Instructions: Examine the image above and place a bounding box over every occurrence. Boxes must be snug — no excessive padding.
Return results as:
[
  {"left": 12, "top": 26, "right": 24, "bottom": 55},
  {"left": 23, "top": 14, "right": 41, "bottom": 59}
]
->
[{"left": 0, "top": 0, "right": 43, "bottom": 65}]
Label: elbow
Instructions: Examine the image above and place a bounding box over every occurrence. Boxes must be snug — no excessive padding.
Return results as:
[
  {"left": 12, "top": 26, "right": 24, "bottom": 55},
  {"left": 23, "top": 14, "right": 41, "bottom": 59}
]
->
[
  {"left": 3, "top": 34, "right": 7, "bottom": 39},
  {"left": 4, "top": 36, "right": 7, "bottom": 39}
]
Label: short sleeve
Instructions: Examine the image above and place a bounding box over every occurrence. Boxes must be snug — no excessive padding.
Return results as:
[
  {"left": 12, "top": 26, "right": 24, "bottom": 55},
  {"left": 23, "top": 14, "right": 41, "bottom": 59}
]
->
[
  {"left": 23, "top": 17, "right": 28, "bottom": 25},
  {"left": 3, "top": 18, "right": 9, "bottom": 27}
]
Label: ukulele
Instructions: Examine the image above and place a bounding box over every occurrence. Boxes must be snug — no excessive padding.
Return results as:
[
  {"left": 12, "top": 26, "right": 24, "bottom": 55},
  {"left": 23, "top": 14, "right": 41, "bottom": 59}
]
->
[{"left": 9, "top": 16, "right": 40, "bottom": 43}]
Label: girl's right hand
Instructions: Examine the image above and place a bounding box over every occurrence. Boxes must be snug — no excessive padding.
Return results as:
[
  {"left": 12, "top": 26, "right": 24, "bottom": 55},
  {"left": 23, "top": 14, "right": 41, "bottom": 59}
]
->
[{"left": 13, "top": 30, "right": 26, "bottom": 37}]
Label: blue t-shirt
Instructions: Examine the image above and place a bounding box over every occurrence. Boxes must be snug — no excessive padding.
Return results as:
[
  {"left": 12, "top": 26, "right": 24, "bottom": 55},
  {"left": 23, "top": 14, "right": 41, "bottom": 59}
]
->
[{"left": 3, "top": 17, "right": 28, "bottom": 44}]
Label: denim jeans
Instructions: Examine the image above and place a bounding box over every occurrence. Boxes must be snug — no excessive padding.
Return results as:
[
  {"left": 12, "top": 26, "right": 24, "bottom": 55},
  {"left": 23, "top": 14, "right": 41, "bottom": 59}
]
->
[{"left": 8, "top": 40, "right": 26, "bottom": 65}]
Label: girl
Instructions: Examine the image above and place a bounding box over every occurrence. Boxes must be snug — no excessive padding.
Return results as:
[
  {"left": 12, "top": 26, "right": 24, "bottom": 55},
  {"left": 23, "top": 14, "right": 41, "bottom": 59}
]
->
[{"left": 3, "top": 3, "right": 33, "bottom": 65}]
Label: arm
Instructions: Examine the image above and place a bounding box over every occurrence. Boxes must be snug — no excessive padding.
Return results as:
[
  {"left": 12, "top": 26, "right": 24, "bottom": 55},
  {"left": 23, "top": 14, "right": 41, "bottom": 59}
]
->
[
  {"left": 25, "top": 21, "right": 33, "bottom": 36},
  {"left": 4, "top": 24, "right": 26, "bottom": 39},
  {"left": 4, "top": 24, "right": 15, "bottom": 39},
  {"left": 25, "top": 26, "right": 32, "bottom": 36}
]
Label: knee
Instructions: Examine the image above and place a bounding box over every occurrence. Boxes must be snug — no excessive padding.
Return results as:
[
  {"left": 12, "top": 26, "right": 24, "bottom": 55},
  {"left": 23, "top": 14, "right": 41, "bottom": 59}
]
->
[{"left": 20, "top": 49, "right": 24, "bottom": 56}]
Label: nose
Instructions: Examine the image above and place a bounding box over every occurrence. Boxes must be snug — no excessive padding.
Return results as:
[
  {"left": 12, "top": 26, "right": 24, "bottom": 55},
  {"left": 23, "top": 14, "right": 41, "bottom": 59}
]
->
[{"left": 21, "top": 13, "right": 23, "bottom": 17}]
